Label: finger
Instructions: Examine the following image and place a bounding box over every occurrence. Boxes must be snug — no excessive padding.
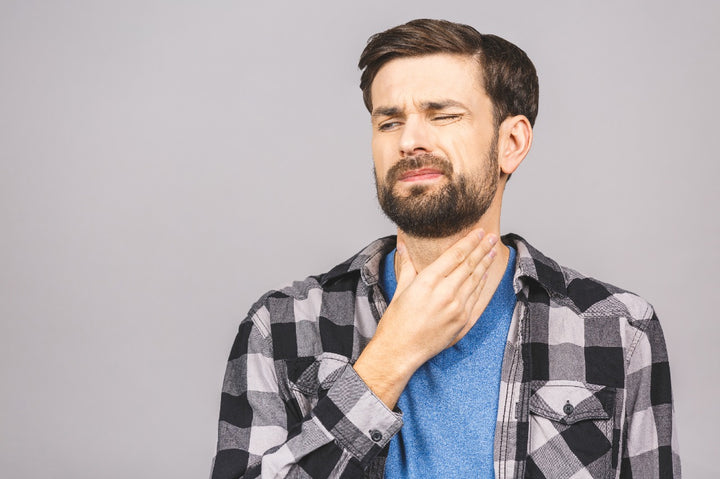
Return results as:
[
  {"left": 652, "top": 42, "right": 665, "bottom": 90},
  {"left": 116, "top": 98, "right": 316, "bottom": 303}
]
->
[
  {"left": 465, "top": 271, "right": 490, "bottom": 317},
  {"left": 394, "top": 240, "right": 417, "bottom": 294},
  {"left": 456, "top": 245, "right": 496, "bottom": 303},
  {"left": 422, "top": 228, "right": 485, "bottom": 279},
  {"left": 445, "top": 233, "right": 498, "bottom": 290}
]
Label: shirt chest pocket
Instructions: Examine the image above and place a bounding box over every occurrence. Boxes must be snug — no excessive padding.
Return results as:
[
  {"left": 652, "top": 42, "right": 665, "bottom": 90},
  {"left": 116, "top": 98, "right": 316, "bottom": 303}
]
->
[{"left": 526, "top": 381, "right": 617, "bottom": 479}]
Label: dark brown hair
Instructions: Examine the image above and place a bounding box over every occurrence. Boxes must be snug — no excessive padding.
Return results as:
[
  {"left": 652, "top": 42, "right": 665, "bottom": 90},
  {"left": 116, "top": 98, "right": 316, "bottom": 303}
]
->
[{"left": 358, "top": 19, "right": 539, "bottom": 127}]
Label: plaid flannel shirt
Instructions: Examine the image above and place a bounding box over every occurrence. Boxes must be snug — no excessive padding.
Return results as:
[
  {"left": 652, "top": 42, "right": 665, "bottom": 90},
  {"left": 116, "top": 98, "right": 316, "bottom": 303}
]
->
[{"left": 212, "top": 234, "right": 680, "bottom": 478}]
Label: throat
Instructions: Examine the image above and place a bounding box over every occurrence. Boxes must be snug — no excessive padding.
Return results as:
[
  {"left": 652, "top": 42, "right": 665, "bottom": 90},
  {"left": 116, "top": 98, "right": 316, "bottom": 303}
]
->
[{"left": 399, "top": 231, "right": 477, "bottom": 273}]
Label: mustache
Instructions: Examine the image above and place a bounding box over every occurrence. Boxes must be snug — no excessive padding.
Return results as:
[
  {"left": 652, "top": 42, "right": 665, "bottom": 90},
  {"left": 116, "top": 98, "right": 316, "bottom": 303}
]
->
[{"left": 385, "top": 153, "right": 454, "bottom": 184}]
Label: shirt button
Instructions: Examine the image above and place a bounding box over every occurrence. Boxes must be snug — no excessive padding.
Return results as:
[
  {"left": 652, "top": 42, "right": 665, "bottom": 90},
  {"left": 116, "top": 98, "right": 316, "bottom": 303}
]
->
[
  {"left": 369, "top": 430, "right": 383, "bottom": 442},
  {"left": 563, "top": 402, "right": 574, "bottom": 415}
]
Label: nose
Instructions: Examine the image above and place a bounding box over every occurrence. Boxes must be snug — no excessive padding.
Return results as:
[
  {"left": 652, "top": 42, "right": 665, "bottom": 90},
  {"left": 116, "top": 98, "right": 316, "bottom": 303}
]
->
[{"left": 399, "top": 114, "right": 431, "bottom": 157}]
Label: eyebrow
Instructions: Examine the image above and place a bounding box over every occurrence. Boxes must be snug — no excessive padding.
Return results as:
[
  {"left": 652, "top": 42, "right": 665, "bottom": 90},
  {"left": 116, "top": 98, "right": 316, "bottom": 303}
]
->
[
  {"left": 422, "top": 99, "right": 467, "bottom": 111},
  {"left": 371, "top": 99, "right": 468, "bottom": 118},
  {"left": 371, "top": 106, "right": 402, "bottom": 118}
]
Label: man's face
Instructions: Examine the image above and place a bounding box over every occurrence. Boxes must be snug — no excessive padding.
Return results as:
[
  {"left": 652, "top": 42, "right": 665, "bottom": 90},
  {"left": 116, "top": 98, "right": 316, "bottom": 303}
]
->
[{"left": 370, "top": 53, "right": 500, "bottom": 238}]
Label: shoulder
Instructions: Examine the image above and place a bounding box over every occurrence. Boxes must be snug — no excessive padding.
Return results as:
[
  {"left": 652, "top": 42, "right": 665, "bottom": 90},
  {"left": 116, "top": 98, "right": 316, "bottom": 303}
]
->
[
  {"left": 504, "top": 234, "right": 668, "bottom": 391},
  {"left": 237, "top": 236, "right": 396, "bottom": 357},
  {"left": 504, "top": 233, "right": 656, "bottom": 327},
  {"left": 559, "top": 264, "right": 655, "bottom": 327}
]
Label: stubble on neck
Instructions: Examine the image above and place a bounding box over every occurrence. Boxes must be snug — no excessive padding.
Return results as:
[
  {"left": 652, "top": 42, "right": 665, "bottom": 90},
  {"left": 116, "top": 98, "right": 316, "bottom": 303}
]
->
[{"left": 396, "top": 188, "right": 506, "bottom": 273}]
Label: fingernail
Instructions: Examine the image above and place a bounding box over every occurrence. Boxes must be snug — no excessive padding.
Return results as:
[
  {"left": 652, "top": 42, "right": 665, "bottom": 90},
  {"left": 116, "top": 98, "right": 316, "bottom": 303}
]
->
[
  {"left": 489, "top": 249, "right": 497, "bottom": 259},
  {"left": 488, "top": 235, "right": 498, "bottom": 246},
  {"left": 477, "top": 229, "right": 485, "bottom": 239},
  {"left": 396, "top": 242, "right": 404, "bottom": 255}
]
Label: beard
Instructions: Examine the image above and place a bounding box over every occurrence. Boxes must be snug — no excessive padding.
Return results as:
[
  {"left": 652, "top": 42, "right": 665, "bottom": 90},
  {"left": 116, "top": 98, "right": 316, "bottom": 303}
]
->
[{"left": 375, "top": 143, "right": 498, "bottom": 239}]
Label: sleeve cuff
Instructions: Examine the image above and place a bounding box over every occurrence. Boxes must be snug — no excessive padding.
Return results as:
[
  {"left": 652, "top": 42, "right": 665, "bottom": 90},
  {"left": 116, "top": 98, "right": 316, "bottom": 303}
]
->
[{"left": 312, "top": 363, "right": 403, "bottom": 464}]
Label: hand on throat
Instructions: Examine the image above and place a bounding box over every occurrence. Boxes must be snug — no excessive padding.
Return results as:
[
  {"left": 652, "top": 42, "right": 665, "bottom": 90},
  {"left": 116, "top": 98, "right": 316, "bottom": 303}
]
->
[{"left": 395, "top": 224, "right": 511, "bottom": 340}]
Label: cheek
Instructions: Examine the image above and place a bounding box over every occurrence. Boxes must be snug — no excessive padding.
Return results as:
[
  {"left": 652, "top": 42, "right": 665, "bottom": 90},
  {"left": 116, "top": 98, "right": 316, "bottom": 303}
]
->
[
  {"left": 371, "top": 138, "right": 395, "bottom": 173},
  {"left": 445, "top": 132, "right": 491, "bottom": 168},
  {"left": 443, "top": 137, "right": 472, "bottom": 167}
]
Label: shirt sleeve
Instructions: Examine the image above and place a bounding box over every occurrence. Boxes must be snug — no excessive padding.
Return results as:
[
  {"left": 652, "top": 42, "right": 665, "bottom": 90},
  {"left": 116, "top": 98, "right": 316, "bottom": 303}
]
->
[
  {"left": 211, "top": 313, "right": 403, "bottom": 479},
  {"left": 621, "top": 309, "right": 681, "bottom": 478}
]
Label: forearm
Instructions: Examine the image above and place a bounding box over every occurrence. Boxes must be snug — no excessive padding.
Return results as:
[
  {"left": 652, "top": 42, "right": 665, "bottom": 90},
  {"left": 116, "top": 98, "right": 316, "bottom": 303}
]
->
[{"left": 212, "top": 319, "right": 402, "bottom": 479}]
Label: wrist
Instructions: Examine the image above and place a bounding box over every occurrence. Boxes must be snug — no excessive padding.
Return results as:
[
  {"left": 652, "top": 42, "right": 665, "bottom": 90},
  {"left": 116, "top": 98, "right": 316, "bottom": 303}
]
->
[{"left": 353, "top": 339, "right": 417, "bottom": 409}]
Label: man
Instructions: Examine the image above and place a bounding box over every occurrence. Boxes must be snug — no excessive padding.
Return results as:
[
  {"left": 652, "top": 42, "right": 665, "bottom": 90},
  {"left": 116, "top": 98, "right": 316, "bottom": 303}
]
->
[{"left": 212, "top": 19, "right": 680, "bottom": 479}]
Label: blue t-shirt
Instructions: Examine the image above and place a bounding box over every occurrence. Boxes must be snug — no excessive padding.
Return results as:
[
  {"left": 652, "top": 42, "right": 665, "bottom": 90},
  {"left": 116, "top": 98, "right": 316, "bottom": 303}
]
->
[{"left": 381, "top": 246, "right": 517, "bottom": 478}]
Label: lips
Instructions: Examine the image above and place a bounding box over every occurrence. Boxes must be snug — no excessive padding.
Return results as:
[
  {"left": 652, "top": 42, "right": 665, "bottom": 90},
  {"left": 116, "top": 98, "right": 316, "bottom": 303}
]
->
[
  {"left": 385, "top": 153, "right": 453, "bottom": 186},
  {"left": 398, "top": 168, "right": 445, "bottom": 182}
]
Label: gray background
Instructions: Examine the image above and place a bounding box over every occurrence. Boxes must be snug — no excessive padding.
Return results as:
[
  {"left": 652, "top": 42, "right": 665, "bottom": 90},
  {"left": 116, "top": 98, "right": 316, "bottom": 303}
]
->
[{"left": 1, "top": 0, "right": 717, "bottom": 477}]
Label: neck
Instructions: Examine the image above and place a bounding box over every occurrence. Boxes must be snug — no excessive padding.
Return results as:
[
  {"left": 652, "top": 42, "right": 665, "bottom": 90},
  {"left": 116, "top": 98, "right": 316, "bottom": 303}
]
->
[
  {"left": 395, "top": 207, "right": 511, "bottom": 345},
  {"left": 397, "top": 194, "right": 507, "bottom": 273},
  {"left": 398, "top": 223, "right": 509, "bottom": 273}
]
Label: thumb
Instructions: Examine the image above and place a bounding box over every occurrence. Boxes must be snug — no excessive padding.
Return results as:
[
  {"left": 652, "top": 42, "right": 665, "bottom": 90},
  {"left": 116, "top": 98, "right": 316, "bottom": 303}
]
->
[{"left": 394, "top": 240, "right": 417, "bottom": 294}]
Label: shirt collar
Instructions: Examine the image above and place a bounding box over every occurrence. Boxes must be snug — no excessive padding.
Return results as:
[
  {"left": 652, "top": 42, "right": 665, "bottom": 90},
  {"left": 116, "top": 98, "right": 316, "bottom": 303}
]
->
[
  {"left": 319, "top": 236, "right": 396, "bottom": 287},
  {"left": 319, "top": 233, "right": 568, "bottom": 297},
  {"left": 503, "top": 233, "right": 568, "bottom": 297}
]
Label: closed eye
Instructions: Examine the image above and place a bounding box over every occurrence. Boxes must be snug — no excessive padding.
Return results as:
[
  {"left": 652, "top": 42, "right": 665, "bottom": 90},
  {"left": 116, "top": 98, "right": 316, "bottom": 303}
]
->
[{"left": 432, "top": 114, "right": 462, "bottom": 123}]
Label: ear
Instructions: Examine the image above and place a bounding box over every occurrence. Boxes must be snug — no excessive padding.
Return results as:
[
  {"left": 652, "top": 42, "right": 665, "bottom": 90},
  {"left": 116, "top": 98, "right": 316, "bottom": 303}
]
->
[{"left": 497, "top": 115, "right": 533, "bottom": 176}]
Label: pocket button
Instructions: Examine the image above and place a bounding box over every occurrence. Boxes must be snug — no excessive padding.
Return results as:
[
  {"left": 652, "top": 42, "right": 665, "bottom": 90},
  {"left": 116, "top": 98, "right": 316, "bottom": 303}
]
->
[{"left": 563, "top": 401, "right": 574, "bottom": 415}]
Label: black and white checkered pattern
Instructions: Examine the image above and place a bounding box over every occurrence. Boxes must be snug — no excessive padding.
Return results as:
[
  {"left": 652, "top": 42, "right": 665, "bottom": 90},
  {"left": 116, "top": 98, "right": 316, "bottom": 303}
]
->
[{"left": 212, "top": 234, "right": 680, "bottom": 478}]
